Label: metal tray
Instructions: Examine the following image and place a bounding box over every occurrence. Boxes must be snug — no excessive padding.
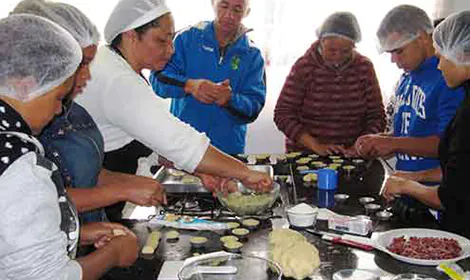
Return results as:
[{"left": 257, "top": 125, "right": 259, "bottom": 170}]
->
[{"left": 154, "top": 165, "right": 274, "bottom": 193}]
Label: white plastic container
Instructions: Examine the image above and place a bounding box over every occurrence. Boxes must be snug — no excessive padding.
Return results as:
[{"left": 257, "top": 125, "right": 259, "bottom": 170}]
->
[
  {"left": 287, "top": 203, "right": 319, "bottom": 228},
  {"left": 328, "top": 216, "right": 372, "bottom": 236}
]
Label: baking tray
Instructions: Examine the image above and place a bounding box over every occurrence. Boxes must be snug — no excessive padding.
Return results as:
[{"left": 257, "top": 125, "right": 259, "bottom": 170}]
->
[
  {"left": 154, "top": 165, "right": 274, "bottom": 193},
  {"left": 154, "top": 167, "right": 208, "bottom": 193}
]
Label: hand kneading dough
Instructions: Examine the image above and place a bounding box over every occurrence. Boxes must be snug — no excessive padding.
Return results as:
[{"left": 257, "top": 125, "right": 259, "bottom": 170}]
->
[{"left": 269, "top": 229, "right": 320, "bottom": 280}]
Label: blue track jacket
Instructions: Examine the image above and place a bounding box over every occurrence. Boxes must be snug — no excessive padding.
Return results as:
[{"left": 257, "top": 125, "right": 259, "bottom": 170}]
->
[
  {"left": 393, "top": 56, "right": 465, "bottom": 172},
  {"left": 150, "top": 21, "right": 266, "bottom": 154}
]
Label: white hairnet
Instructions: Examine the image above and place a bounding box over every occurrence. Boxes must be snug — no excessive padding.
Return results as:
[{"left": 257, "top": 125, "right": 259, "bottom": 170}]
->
[
  {"left": 0, "top": 14, "right": 82, "bottom": 101},
  {"left": 12, "top": 0, "right": 100, "bottom": 48},
  {"left": 434, "top": 11, "right": 470, "bottom": 66},
  {"left": 105, "top": 0, "right": 171, "bottom": 44},
  {"left": 317, "top": 12, "right": 362, "bottom": 43},
  {"left": 377, "top": 5, "right": 433, "bottom": 52}
]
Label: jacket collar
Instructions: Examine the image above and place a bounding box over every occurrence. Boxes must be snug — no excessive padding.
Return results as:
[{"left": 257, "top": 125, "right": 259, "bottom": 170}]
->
[
  {"left": 0, "top": 99, "right": 38, "bottom": 176},
  {"left": 204, "top": 21, "right": 253, "bottom": 52},
  {"left": 410, "top": 56, "right": 439, "bottom": 75},
  {"left": 0, "top": 99, "right": 32, "bottom": 135}
]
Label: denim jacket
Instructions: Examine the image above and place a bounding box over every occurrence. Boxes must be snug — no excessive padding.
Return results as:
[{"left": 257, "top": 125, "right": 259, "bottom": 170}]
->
[{"left": 40, "top": 102, "right": 105, "bottom": 223}]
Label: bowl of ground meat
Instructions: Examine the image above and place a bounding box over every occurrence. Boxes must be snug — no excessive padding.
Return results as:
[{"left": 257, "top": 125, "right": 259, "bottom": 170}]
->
[{"left": 373, "top": 228, "right": 470, "bottom": 266}]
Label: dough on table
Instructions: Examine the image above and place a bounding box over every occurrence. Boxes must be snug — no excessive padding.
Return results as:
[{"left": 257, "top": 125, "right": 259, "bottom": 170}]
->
[
  {"left": 269, "top": 229, "right": 320, "bottom": 280},
  {"left": 280, "top": 241, "right": 320, "bottom": 280}
]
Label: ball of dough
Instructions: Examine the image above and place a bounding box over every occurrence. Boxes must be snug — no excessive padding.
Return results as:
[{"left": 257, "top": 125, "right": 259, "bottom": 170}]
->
[
  {"left": 280, "top": 241, "right": 320, "bottom": 280},
  {"left": 269, "top": 228, "right": 306, "bottom": 246},
  {"left": 268, "top": 229, "right": 320, "bottom": 280}
]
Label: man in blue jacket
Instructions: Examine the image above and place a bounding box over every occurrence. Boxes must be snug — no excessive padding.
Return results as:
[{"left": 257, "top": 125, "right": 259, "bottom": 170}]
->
[
  {"left": 150, "top": 0, "right": 266, "bottom": 154},
  {"left": 355, "top": 5, "right": 465, "bottom": 225}
]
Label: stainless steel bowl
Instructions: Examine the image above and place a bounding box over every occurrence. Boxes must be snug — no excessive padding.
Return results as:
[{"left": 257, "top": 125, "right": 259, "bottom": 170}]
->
[
  {"left": 359, "top": 197, "right": 375, "bottom": 205},
  {"left": 364, "top": 203, "right": 381, "bottom": 214},
  {"left": 178, "top": 252, "right": 282, "bottom": 280},
  {"left": 391, "top": 274, "right": 437, "bottom": 280},
  {"left": 334, "top": 194, "right": 349, "bottom": 203},
  {"left": 376, "top": 210, "right": 393, "bottom": 220}
]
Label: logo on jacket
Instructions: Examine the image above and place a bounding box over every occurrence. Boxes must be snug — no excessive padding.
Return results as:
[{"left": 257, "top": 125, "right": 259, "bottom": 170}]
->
[
  {"left": 231, "top": 56, "right": 241, "bottom": 70},
  {"left": 202, "top": 45, "right": 214, "bottom": 52}
]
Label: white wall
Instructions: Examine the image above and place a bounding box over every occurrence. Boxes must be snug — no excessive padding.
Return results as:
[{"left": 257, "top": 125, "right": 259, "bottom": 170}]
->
[
  {"left": 1, "top": 0, "right": 437, "bottom": 154},
  {"left": 434, "top": 0, "right": 470, "bottom": 19}
]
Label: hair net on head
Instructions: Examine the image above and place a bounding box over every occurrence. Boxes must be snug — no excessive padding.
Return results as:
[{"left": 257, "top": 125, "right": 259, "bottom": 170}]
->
[
  {"left": 317, "top": 12, "right": 362, "bottom": 43},
  {"left": 104, "top": 0, "right": 171, "bottom": 44},
  {"left": 377, "top": 5, "right": 433, "bottom": 53},
  {"left": 433, "top": 11, "right": 470, "bottom": 66},
  {"left": 0, "top": 14, "right": 82, "bottom": 102},
  {"left": 12, "top": 0, "right": 100, "bottom": 48}
]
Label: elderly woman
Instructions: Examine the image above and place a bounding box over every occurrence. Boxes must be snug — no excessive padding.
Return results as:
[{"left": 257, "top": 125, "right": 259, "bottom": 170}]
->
[
  {"left": 12, "top": 0, "right": 166, "bottom": 223},
  {"left": 76, "top": 0, "right": 272, "bottom": 203},
  {"left": 0, "top": 14, "right": 138, "bottom": 280},
  {"left": 382, "top": 11, "right": 470, "bottom": 238},
  {"left": 274, "top": 12, "right": 386, "bottom": 156}
]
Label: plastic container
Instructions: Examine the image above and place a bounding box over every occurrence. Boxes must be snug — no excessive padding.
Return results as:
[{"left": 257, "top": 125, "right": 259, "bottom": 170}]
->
[
  {"left": 328, "top": 216, "right": 373, "bottom": 236},
  {"left": 317, "top": 168, "right": 338, "bottom": 190},
  {"left": 317, "top": 189, "right": 336, "bottom": 208},
  {"left": 287, "top": 203, "right": 319, "bottom": 228}
]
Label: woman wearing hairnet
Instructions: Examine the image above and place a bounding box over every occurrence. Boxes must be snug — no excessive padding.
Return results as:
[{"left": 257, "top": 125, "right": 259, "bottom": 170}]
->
[
  {"left": 0, "top": 14, "right": 139, "bottom": 280},
  {"left": 382, "top": 11, "right": 470, "bottom": 238},
  {"left": 75, "top": 0, "right": 272, "bottom": 213},
  {"left": 12, "top": 0, "right": 166, "bottom": 224},
  {"left": 274, "top": 12, "right": 386, "bottom": 156}
]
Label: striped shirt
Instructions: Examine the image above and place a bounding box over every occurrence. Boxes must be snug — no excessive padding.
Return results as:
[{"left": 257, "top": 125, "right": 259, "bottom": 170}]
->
[{"left": 274, "top": 41, "right": 386, "bottom": 152}]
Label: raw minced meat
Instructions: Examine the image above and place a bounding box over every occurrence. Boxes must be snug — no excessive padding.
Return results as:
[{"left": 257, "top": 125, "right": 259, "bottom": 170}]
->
[{"left": 387, "top": 236, "right": 461, "bottom": 260}]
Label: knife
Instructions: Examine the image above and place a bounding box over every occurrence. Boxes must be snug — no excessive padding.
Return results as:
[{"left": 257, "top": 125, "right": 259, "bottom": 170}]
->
[{"left": 305, "top": 229, "right": 375, "bottom": 251}]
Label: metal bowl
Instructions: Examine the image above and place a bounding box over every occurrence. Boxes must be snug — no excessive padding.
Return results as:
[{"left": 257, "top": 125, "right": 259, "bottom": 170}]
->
[
  {"left": 332, "top": 269, "right": 380, "bottom": 280},
  {"left": 178, "top": 252, "right": 282, "bottom": 280},
  {"left": 217, "top": 181, "right": 280, "bottom": 216},
  {"left": 391, "top": 274, "right": 437, "bottom": 280},
  {"left": 334, "top": 194, "right": 349, "bottom": 203},
  {"left": 376, "top": 210, "right": 393, "bottom": 220},
  {"left": 359, "top": 197, "right": 375, "bottom": 205},
  {"left": 364, "top": 203, "right": 381, "bottom": 213}
]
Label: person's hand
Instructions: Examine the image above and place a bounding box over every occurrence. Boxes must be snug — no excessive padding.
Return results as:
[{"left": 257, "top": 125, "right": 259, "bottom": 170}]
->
[
  {"left": 213, "top": 79, "right": 232, "bottom": 107},
  {"left": 355, "top": 134, "right": 395, "bottom": 158},
  {"left": 106, "top": 232, "right": 139, "bottom": 267},
  {"left": 381, "top": 175, "right": 414, "bottom": 201},
  {"left": 392, "top": 171, "right": 422, "bottom": 182},
  {"left": 80, "top": 222, "right": 133, "bottom": 249},
  {"left": 343, "top": 145, "right": 359, "bottom": 158},
  {"left": 120, "top": 176, "right": 167, "bottom": 206},
  {"left": 241, "top": 170, "right": 273, "bottom": 193},
  {"left": 185, "top": 79, "right": 218, "bottom": 104},
  {"left": 311, "top": 143, "right": 346, "bottom": 156},
  {"left": 196, "top": 172, "right": 237, "bottom": 196}
]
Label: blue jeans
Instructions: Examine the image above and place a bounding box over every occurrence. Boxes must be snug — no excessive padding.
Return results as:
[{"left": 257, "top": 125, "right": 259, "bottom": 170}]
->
[{"left": 40, "top": 102, "right": 106, "bottom": 223}]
